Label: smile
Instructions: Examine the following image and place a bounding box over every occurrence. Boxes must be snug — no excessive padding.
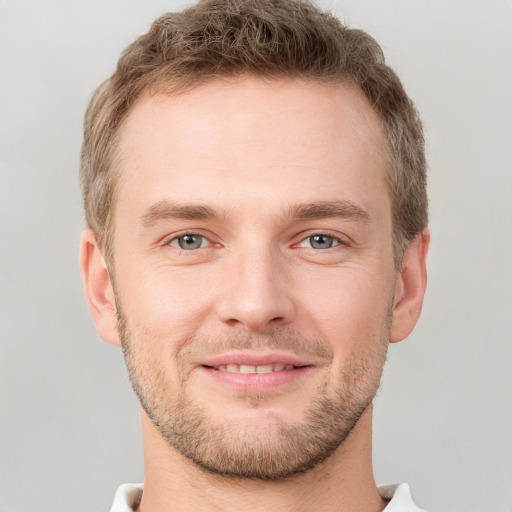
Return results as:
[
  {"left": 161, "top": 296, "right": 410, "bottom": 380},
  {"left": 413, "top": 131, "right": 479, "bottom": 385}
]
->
[{"left": 206, "top": 363, "right": 297, "bottom": 373}]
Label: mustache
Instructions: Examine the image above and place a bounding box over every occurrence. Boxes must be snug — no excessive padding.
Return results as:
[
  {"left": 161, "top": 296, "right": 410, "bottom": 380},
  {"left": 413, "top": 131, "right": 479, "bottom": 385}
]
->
[{"left": 177, "top": 330, "right": 334, "bottom": 363}]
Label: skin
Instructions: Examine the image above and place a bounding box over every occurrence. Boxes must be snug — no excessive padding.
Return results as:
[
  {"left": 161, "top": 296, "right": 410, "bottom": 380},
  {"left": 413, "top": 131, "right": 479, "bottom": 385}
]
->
[{"left": 80, "top": 77, "right": 429, "bottom": 511}]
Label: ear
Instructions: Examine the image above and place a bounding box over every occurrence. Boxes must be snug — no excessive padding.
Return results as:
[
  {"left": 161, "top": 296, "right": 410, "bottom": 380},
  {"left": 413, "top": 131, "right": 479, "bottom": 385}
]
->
[
  {"left": 79, "top": 229, "right": 120, "bottom": 346},
  {"left": 389, "top": 228, "right": 430, "bottom": 343}
]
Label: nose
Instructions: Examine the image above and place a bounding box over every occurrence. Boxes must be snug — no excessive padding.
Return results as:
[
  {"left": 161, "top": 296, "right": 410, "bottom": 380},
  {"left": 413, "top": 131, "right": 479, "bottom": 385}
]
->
[{"left": 215, "top": 245, "right": 296, "bottom": 332}]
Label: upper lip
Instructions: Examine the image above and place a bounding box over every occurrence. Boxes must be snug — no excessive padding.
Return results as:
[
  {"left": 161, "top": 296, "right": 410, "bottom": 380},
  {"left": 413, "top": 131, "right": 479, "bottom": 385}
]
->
[{"left": 200, "top": 351, "right": 313, "bottom": 368}]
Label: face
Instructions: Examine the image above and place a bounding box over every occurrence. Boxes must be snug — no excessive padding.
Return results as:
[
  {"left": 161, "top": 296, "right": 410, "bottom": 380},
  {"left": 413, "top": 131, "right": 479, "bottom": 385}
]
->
[{"left": 109, "top": 77, "right": 399, "bottom": 479}]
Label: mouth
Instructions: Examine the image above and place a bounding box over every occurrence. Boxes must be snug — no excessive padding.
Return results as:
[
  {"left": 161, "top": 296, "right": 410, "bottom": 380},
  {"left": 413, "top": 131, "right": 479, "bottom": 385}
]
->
[
  {"left": 203, "top": 363, "right": 299, "bottom": 373},
  {"left": 198, "top": 352, "right": 314, "bottom": 391}
]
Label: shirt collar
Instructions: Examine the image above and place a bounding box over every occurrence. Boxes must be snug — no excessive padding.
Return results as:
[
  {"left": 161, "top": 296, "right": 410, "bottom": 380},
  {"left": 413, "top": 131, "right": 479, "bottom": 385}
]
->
[{"left": 109, "top": 482, "right": 427, "bottom": 511}]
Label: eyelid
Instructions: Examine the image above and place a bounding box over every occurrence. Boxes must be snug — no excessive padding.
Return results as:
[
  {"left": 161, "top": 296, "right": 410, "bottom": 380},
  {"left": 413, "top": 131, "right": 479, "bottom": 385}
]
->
[
  {"left": 293, "top": 230, "right": 350, "bottom": 248},
  {"left": 169, "top": 235, "right": 209, "bottom": 250},
  {"left": 162, "top": 230, "right": 218, "bottom": 249},
  {"left": 159, "top": 229, "right": 350, "bottom": 251},
  {"left": 297, "top": 236, "right": 339, "bottom": 249}
]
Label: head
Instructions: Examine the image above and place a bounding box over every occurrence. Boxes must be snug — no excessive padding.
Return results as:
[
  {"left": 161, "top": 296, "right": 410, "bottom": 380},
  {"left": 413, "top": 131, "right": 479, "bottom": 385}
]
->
[
  {"left": 80, "top": 0, "right": 427, "bottom": 268},
  {"left": 80, "top": 0, "right": 429, "bottom": 481}
]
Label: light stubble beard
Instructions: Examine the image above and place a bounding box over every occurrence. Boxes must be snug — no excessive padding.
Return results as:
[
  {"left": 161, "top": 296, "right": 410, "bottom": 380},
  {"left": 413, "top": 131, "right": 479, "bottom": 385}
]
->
[{"left": 116, "top": 300, "right": 391, "bottom": 481}]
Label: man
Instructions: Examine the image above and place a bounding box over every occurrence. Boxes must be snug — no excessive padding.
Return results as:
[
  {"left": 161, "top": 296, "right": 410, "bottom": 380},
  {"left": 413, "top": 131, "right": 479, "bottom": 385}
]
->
[{"left": 79, "top": 0, "right": 429, "bottom": 510}]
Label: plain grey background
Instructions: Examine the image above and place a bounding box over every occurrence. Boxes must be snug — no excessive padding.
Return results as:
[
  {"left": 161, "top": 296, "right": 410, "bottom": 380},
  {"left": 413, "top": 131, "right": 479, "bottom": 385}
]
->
[{"left": 1, "top": 1, "right": 511, "bottom": 511}]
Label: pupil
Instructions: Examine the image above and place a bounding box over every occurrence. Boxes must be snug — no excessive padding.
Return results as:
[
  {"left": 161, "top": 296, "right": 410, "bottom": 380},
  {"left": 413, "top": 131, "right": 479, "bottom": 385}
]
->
[
  {"left": 311, "top": 234, "right": 333, "bottom": 249},
  {"left": 179, "top": 234, "right": 202, "bottom": 250}
]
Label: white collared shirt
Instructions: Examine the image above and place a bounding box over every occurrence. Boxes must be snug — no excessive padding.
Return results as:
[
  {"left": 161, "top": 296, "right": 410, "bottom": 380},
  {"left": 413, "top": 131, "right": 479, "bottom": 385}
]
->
[{"left": 109, "top": 482, "right": 427, "bottom": 511}]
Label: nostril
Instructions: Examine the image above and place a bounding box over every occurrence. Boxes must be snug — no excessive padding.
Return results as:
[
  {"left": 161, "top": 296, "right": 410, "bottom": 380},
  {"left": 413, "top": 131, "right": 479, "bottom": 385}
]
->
[
  {"left": 225, "top": 318, "right": 243, "bottom": 327},
  {"left": 217, "top": 293, "right": 295, "bottom": 331}
]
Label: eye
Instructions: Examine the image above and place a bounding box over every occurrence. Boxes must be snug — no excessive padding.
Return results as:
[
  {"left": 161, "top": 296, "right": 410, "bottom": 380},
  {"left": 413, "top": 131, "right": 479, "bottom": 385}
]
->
[
  {"left": 299, "top": 234, "right": 340, "bottom": 250},
  {"left": 169, "top": 234, "right": 209, "bottom": 250}
]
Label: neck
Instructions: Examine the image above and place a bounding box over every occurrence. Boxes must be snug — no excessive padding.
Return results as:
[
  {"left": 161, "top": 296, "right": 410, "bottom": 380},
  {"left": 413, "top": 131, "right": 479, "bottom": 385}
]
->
[{"left": 136, "top": 407, "right": 386, "bottom": 512}]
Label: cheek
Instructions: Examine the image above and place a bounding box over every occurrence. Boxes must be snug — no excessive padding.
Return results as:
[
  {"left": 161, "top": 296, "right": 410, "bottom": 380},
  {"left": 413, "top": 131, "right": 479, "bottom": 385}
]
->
[
  {"left": 116, "top": 265, "right": 215, "bottom": 347},
  {"left": 297, "top": 266, "right": 393, "bottom": 350},
  {"left": 116, "top": 271, "right": 210, "bottom": 396}
]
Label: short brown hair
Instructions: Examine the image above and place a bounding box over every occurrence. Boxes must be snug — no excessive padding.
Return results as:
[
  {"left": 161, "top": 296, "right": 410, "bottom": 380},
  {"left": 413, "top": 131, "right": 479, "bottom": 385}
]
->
[{"left": 80, "top": 0, "right": 427, "bottom": 266}]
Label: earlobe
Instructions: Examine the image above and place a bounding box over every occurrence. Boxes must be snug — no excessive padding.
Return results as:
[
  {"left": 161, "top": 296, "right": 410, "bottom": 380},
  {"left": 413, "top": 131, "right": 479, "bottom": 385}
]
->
[
  {"left": 79, "top": 229, "right": 121, "bottom": 346},
  {"left": 389, "top": 228, "right": 430, "bottom": 343}
]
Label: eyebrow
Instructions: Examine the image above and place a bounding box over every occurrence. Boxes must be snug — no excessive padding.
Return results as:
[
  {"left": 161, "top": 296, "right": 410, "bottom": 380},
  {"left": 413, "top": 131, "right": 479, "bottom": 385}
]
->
[
  {"left": 140, "top": 199, "right": 370, "bottom": 229},
  {"left": 288, "top": 200, "right": 370, "bottom": 222},
  {"left": 140, "top": 200, "right": 219, "bottom": 228}
]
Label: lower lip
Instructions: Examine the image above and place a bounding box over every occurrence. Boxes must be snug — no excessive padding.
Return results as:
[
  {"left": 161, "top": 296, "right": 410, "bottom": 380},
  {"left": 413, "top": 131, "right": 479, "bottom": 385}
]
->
[{"left": 199, "top": 366, "right": 313, "bottom": 392}]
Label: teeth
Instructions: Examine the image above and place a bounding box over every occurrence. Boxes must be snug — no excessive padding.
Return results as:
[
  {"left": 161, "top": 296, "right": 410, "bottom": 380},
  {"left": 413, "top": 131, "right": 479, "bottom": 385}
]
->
[
  {"left": 256, "top": 364, "right": 273, "bottom": 373},
  {"left": 214, "top": 363, "right": 296, "bottom": 373}
]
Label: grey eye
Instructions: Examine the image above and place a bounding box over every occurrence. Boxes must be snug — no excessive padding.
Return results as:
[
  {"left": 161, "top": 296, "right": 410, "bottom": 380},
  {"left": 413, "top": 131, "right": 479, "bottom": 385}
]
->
[
  {"left": 309, "top": 234, "right": 335, "bottom": 249},
  {"left": 171, "top": 234, "right": 205, "bottom": 250}
]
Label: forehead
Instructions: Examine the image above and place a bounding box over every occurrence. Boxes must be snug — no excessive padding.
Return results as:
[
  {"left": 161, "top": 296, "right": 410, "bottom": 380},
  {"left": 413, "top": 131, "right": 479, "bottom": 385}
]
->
[{"left": 114, "top": 77, "right": 389, "bottom": 223}]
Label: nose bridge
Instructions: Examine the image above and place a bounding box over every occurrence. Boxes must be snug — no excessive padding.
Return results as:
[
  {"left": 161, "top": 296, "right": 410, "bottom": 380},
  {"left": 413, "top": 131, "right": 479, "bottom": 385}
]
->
[{"left": 217, "top": 237, "right": 295, "bottom": 331}]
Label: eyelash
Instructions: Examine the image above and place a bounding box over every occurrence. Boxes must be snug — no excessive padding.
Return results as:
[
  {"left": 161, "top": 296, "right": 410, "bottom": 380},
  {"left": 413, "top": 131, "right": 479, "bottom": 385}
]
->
[
  {"left": 294, "top": 231, "right": 350, "bottom": 251},
  {"left": 163, "top": 231, "right": 349, "bottom": 252},
  {"left": 165, "top": 231, "right": 214, "bottom": 251}
]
